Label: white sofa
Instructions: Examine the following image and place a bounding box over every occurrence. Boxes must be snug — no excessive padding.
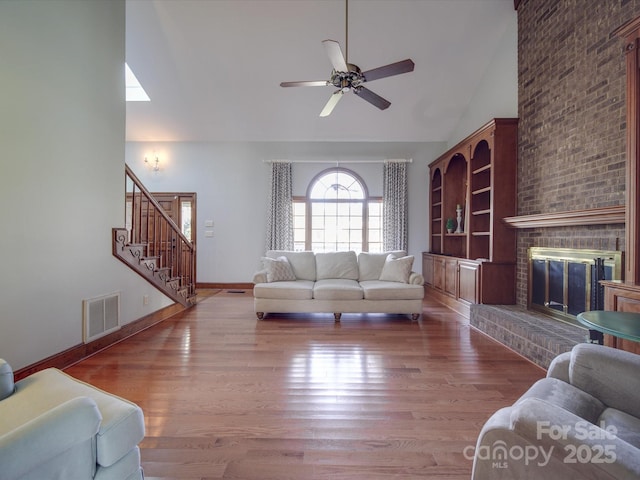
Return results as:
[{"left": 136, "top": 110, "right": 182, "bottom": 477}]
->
[
  {"left": 252, "top": 250, "right": 425, "bottom": 321},
  {"left": 0, "top": 359, "right": 145, "bottom": 480},
  {"left": 472, "top": 343, "right": 640, "bottom": 479}
]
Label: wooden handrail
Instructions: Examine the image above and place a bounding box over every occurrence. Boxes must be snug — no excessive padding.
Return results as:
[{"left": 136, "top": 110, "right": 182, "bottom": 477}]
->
[
  {"left": 124, "top": 164, "right": 196, "bottom": 301},
  {"left": 125, "top": 165, "right": 193, "bottom": 246}
]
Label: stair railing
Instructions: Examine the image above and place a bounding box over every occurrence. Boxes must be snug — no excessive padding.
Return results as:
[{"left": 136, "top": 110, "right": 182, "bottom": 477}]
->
[{"left": 124, "top": 164, "right": 196, "bottom": 301}]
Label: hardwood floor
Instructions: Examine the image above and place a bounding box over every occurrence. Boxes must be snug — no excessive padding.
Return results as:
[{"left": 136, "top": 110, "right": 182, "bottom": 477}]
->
[{"left": 65, "top": 291, "right": 545, "bottom": 480}]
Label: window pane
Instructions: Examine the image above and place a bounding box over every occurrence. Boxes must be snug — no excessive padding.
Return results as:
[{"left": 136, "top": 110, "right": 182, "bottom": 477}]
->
[
  {"left": 293, "top": 202, "right": 305, "bottom": 215},
  {"left": 311, "top": 216, "right": 325, "bottom": 229},
  {"left": 181, "top": 201, "right": 192, "bottom": 241},
  {"left": 324, "top": 203, "right": 337, "bottom": 216}
]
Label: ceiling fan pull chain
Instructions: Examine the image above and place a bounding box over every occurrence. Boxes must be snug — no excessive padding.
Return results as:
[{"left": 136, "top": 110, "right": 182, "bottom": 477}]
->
[{"left": 345, "top": 0, "right": 349, "bottom": 64}]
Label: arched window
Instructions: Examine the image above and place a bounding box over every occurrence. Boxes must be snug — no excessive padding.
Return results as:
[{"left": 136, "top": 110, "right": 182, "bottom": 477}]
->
[{"left": 293, "top": 168, "right": 383, "bottom": 253}]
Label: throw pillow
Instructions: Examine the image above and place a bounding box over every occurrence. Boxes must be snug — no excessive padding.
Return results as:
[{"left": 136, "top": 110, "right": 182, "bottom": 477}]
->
[
  {"left": 262, "top": 256, "right": 296, "bottom": 282},
  {"left": 379, "top": 254, "right": 414, "bottom": 283},
  {"left": 358, "top": 251, "right": 407, "bottom": 281},
  {"left": 0, "top": 359, "right": 15, "bottom": 401}
]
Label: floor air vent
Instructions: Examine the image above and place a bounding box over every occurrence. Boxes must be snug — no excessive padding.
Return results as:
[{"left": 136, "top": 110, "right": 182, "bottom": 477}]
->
[{"left": 83, "top": 292, "right": 120, "bottom": 343}]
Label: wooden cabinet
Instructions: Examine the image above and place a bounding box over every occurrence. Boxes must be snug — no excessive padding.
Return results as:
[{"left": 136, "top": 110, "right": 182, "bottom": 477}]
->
[
  {"left": 601, "top": 280, "right": 640, "bottom": 354},
  {"left": 423, "top": 118, "right": 518, "bottom": 315},
  {"left": 458, "top": 260, "right": 480, "bottom": 304}
]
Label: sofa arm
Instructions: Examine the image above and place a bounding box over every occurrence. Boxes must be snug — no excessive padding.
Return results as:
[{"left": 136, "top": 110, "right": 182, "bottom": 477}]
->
[
  {"left": 252, "top": 269, "right": 267, "bottom": 284},
  {"left": 473, "top": 397, "right": 640, "bottom": 479},
  {"left": 510, "top": 397, "right": 640, "bottom": 479},
  {"left": 0, "top": 396, "right": 102, "bottom": 479},
  {"left": 409, "top": 272, "right": 424, "bottom": 285},
  {"left": 546, "top": 350, "right": 572, "bottom": 383}
]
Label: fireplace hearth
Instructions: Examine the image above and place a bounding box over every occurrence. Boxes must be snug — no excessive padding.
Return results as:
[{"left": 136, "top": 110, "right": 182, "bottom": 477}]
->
[
  {"left": 470, "top": 247, "right": 624, "bottom": 368},
  {"left": 528, "top": 247, "right": 623, "bottom": 327}
]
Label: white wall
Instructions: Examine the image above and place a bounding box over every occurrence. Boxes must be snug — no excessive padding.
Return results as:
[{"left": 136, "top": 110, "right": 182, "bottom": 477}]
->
[
  {"left": 126, "top": 141, "right": 445, "bottom": 282},
  {"left": 447, "top": 12, "right": 518, "bottom": 148},
  {"left": 0, "top": 0, "right": 171, "bottom": 370}
]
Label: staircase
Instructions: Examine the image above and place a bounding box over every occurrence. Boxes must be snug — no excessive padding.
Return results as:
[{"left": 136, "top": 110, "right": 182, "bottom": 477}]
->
[{"left": 112, "top": 165, "right": 196, "bottom": 307}]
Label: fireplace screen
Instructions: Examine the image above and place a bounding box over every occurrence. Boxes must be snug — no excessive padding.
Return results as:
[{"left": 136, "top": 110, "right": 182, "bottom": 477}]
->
[{"left": 528, "top": 248, "right": 623, "bottom": 325}]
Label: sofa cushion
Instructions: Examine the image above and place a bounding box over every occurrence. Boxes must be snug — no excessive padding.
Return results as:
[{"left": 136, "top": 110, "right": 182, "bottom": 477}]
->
[
  {"left": 315, "top": 251, "right": 359, "bottom": 280},
  {"left": 357, "top": 251, "right": 406, "bottom": 281},
  {"left": 599, "top": 407, "right": 640, "bottom": 449},
  {"left": 379, "top": 254, "right": 414, "bottom": 283},
  {"left": 313, "top": 279, "right": 363, "bottom": 300},
  {"left": 253, "top": 280, "right": 314, "bottom": 300},
  {"left": 262, "top": 256, "right": 296, "bottom": 282},
  {"left": 0, "top": 359, "right": 15, "bottom": 401},
  {"left": 359, "top": 280, "right": 425, "bottom": 300},
  {"left": 266, "top": 250, "right": 316, "bottom": 281}
]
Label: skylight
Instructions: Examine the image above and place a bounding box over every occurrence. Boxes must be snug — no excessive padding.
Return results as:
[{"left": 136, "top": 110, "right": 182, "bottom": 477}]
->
[{"left": 125, "top": 63, "right": 150, "bottom": 102}]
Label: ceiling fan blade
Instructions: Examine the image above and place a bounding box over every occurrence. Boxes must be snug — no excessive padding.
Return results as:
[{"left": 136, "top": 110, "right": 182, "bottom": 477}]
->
[
  {"left": 353, "top": 86, "right": 391, "bottom": 110},
  {"left": 280, "top": 80, "right": 330, "bottom": 87},
  {"left": 322, "top": 39, "right": 348, "bottom": 72},
  {"left": 319, "top": 90, "right": 344, "bottom": 117},
  {"left": 362, "top": 59, "right": 415, "bottom": 82}
]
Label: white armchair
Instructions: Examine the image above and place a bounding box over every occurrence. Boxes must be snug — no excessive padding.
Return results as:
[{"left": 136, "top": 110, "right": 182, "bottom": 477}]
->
[
  {"left": 0, "top": 359, "right": 145, "bottom": 480},
  {"left": 471, "top": 343, "right": 640, "bottom": 479}
]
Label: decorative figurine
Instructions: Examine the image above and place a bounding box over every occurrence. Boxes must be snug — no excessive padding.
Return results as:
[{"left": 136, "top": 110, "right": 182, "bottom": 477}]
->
[{"left": 455, "top": 204, "right": 463, "bottom": 233}]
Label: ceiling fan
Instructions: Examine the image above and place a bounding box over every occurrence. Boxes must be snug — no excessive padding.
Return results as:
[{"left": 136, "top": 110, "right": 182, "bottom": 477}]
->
[{"left": 280, "top": 0, "right": 415, "bottom": 117}]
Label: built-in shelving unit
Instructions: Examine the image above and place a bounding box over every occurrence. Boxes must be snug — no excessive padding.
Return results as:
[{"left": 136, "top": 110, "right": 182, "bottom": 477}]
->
[
  {"left": 430, "top": 169, "right": 442, "bottom": 254},
  {"left": 423, "top": 118, "right": 518, "bottom": 315}
]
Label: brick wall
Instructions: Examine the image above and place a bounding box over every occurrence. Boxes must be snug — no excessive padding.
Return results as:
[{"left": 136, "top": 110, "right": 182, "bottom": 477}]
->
[{"left": 515, "top": 0, "right": 640, "bottom": 305}]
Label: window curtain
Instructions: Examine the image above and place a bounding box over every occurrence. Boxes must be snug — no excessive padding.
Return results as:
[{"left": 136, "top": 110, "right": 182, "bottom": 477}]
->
[
  {"left": 383, "top": 161, "right": 408, "bottom": 252},
  {"left": 265, "top": 161, "right": 294, "bottom": 251}
]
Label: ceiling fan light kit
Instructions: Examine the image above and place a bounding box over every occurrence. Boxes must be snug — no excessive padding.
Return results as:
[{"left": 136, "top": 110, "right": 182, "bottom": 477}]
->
[{"left": 280, "top": 0, "right": 415, "bottom": 117}]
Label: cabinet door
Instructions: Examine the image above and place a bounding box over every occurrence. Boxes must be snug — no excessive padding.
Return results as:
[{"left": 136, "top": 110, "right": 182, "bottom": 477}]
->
[
  {"left": 603, "top": 283, "right": 640, "bottom": 354},
  {"left": 458, "top": 261, "right": 480, "bottom": 304},
  {"left": 444, "top": 258, "right": 458, "bottom": 297},
  {"left": 422, "top": 254, "right": 434, "bottom": 286},
  {"left": 433, "top": 257, "right": 445, "bottom": 291}
]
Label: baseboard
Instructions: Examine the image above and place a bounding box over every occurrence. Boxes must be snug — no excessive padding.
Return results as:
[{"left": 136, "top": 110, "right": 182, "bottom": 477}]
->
[
  {"left": 197, "top": 282, "right": 254, "bottom": 290},
  {"left": 13, "top": 301, "right": 187, "bottom": 382},
  {"left": 424, "top": 285, "right": 471, "bottom": 318}
]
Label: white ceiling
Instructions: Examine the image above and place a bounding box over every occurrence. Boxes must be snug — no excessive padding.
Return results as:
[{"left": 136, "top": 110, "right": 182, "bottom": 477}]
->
[{"left": 125, "top": 0, "right": 515, "bottom": 143}]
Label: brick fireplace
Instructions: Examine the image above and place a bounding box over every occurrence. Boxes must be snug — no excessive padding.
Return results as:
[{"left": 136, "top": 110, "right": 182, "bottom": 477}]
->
[
  {"left": 467, "top": 0, "right": 640, "bottom": 368},
  {"left": 470, "top": 215, "right": 626, "bottom": 369}
]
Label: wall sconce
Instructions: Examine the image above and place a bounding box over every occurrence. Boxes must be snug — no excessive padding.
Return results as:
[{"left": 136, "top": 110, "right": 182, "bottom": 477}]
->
[{"left": 145, "top": 155, "right": 160, "bottom": 172}]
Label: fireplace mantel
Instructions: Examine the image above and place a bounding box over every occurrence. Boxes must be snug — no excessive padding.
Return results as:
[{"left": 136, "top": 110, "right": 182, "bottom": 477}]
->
[{"left": 502, "top": 205, "right": 625, "bottom": 229}]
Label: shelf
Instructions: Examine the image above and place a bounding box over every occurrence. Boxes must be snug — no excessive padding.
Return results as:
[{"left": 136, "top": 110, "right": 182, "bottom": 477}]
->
[
  {"left": 432, "top": 233, "right": 442, "bottom": 237},
  {"left": 432, "top": 186, "right": 442, "bottom": 192},
  {"left": 502, "top": 206, "right": 625, "bottom": 228},
  {"left": 432, "top": 217, "right": 442, "bottom": 222},
  {"left": 472, "top": 231, "right": 491, "bottom": 236},
  {"left": 472, "top": 209, "right": 491, "bottom": 216},
  {"left": 472, "top": 164, "right": 491, "bottom": 175},
  {"left": 445, "top": 232, "right": 468, "bottom": 237},
  {"left": 432, "top": 201, "right": 442, "bottom": 207},
  {"left": 472, "top": 186, "right": 491, "bottom": 195}
]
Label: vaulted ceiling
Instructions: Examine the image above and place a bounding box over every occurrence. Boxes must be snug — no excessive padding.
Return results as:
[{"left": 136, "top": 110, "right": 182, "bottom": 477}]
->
[{"left": 125, "top": 0, "right": 516, "bottom": 143}]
